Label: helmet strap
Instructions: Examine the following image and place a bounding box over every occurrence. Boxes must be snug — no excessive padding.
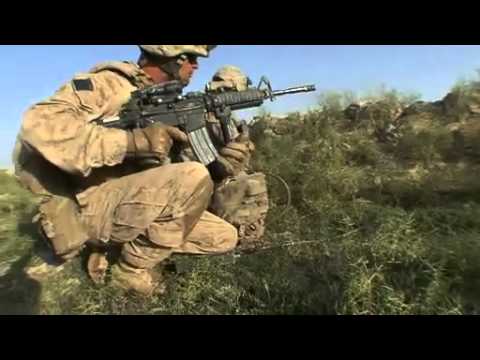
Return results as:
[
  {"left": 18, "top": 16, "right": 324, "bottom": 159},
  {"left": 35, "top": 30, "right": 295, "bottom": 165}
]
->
[{"left": 159, "top": 55, "right": 188, "bottom": 83}]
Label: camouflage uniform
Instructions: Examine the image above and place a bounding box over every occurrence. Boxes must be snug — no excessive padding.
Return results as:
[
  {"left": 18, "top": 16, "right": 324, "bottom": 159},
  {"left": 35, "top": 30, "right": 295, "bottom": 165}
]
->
[
  {"left": 14, "top": 46, "right": 239, "bottom": 294},
  {"left": 203, "top": 66, "right": 270, "bottom": 249}
]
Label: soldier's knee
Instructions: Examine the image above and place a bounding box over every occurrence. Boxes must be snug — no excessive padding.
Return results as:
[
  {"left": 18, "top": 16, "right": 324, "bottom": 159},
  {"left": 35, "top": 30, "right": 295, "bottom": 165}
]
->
[
  {"left": 215, "top": 222, "right": 239, "bottom": 253},
  {"left": 178, "top": 162, "right": 213, "bottom": 194},
  {"left": 226, "top": 223, "right": 239, "bottom": 251},
  {"left": 142, "top": 162, "right": 213, "bottom": 192},
  {"left": 182, "top": 162, "right": 211, "bottom": 181}
]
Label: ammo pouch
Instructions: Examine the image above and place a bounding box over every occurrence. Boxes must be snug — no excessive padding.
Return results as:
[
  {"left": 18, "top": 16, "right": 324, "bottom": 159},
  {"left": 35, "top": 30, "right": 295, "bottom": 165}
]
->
[
  {"left": 210, "top": 172, "right": 269, "bottom": 244},
  {"left": 34, "top": 196, "right": 90, "bottom": 260},
  {"left": 15, "top": 142, "right": 90, "bottom": 260}
]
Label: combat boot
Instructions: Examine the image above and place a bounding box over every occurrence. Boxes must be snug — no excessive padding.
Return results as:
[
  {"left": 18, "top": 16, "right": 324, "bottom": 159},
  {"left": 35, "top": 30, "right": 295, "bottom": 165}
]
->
[
  {"left": 110, "top": 260, "right": 166, "bottom": 296},
  {"left": 87, "top": 250, "right": 109, "bottom": 285}
]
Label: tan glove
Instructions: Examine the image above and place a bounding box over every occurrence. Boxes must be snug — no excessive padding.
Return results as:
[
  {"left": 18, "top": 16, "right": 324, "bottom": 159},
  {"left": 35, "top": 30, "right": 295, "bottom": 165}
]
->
[
  {"left": 217, "top": 138, "right": 255, "bottom": 177},
  {"left": 127, "top": 124, "right": 188, "bottom": 162}
]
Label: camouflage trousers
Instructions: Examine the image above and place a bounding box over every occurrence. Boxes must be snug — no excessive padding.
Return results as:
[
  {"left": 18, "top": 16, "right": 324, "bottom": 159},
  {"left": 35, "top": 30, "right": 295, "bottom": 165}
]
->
[{"left": 76, "top": 162, "right": 238, "bottom": 270}]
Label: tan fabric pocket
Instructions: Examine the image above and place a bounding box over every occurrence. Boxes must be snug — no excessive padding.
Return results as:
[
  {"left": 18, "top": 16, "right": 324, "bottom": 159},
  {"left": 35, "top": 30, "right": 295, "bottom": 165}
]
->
[
  {"left": 111, "top": 186, "right": 168, "bottom": 244},
  {"left": 36, "top": 196, "right": 89, "bottom": 259}
]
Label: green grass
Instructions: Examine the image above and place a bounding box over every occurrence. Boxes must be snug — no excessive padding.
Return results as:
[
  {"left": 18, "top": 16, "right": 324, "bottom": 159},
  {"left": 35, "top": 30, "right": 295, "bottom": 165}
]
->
[{"left": 3, "top": 86, "right": 480, "bottom": 315}]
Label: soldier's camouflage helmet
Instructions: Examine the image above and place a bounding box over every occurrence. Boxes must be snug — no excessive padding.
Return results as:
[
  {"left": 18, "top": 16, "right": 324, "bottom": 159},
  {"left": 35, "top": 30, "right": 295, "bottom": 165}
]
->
[
  {"left": 138, "top": 45, "right": 217, "bottom": 58},
  {"left": 208, "top": 65, "right": 252, "bottom": 92}
]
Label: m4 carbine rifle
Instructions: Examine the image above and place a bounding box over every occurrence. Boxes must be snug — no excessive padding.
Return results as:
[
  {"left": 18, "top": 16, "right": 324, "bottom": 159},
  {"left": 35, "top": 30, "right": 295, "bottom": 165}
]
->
[{"left": 98, "top": 77, "right": 316, "bottom": 165}]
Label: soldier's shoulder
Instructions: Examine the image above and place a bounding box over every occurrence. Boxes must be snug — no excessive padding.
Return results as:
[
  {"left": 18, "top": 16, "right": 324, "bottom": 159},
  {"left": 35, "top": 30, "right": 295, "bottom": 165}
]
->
[
  {"left": 68, "top": 62, "right": 139, "bottom": 93},
  {"left": 89, "top": 61, "right": 152, "bottom": 89},
  {"left": 89, "top": 61, "right": 140, "bottom": 78}
]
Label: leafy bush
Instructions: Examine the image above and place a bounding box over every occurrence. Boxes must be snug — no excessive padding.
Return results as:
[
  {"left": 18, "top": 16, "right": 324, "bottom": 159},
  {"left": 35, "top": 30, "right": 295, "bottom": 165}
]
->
[{"left": 3, "top": 85, "right": 480, "bottom": 315}]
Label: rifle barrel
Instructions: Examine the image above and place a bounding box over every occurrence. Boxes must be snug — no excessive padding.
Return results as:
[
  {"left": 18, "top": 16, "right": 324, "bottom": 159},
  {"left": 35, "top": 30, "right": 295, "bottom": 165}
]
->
[{"left": 272, "top": 85, "right": 316, "bottom": 98}]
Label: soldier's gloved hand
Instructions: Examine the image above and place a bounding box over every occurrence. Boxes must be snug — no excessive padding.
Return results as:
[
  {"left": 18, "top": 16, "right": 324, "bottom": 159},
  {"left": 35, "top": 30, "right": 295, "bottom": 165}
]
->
[
  {"left": 126, "top": 124, "right": 188, "bottom": 162},
  {"left": 217, "top": 138, "right": 255, "bottom": 177}
]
